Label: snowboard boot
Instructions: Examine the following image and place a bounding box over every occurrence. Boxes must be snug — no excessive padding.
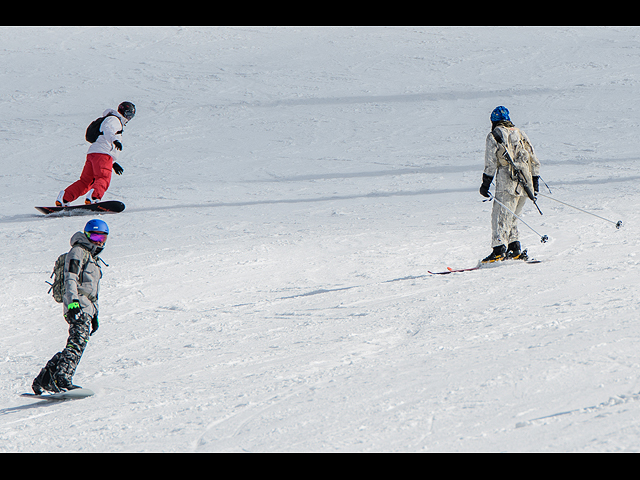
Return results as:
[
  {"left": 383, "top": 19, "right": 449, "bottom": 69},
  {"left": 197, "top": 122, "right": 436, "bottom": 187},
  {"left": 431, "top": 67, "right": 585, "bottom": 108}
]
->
[
  {"left": 32, "top": 365, "right": 61, "bottom": 395},
  {"left": 506, "top": 241, "right": 529, "bottom": 261},
  {"left": 53, "top": 374, "right": 81, "bottom": 392},
  {"left": 56, "top": 190, "right": 69, "bottom": 207},
  {"left": 481, "top": 244, "right": 506, "bottom": 264},
  {"left": 85, "top": 189, "right": 100, "bottom": 205}
]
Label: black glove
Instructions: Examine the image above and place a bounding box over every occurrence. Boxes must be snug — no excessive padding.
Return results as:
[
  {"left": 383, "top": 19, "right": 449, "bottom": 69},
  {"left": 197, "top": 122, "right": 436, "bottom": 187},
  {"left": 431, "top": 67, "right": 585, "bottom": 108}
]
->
[
  {"left": 66, "top": 300, "right": 81, "bottom": 321},
  {"left": 90, "top": 315, "right": 99, "bottom": 336},
  {"left": 479, "top": 173, "right": 493, "bottom": 198},
  {"left": 532, "top": 175, "right": 539, "bottom": 193},
  {"left": 113, "top": 162, "right": 124, "bottom": 175},
  {"left": 113, "top": 140, "right": 123, "bottom": 151}
]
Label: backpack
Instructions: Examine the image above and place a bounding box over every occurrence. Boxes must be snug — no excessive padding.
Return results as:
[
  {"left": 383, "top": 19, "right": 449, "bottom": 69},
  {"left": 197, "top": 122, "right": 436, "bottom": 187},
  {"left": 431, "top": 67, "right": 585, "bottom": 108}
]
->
[
  {"left": 85, "top": 113, "right": 122, "bottom": 143},
  {"left": 492, "top": 126, "right": 537, "bottom": 202},
  {"left": 47, "top": 250, "right": 89, "bottom": 303},
  {"left": 492, "top": 126, "right": 532, "bottom": 171}
]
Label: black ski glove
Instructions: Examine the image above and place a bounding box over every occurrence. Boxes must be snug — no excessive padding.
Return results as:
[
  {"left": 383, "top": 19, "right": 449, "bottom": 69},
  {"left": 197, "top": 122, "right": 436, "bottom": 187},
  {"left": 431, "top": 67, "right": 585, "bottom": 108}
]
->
[
  {"left": 532, "top": 175, "right": 539, "bottom": 193},
  {"left": 66, "top": 300, "right": 81, "bottom": 321},
  {"left": 479, "top": 173, "right": 493, "bottom": 198},
  {"left": 90, "top": 315, "right": 99, "bottom": 336},
  {"left": 113, "top": 140, "right": 123, "bottom": 151},
  {"left": 113, "top": 162, "right": 124, "bottom": 175}
]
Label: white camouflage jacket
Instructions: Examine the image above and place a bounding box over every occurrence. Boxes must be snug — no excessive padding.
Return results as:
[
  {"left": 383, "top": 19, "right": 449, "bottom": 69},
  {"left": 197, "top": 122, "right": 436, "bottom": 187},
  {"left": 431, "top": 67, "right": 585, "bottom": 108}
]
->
[{"left": 484, "top": 124, "right": 540, "bottom": 197}]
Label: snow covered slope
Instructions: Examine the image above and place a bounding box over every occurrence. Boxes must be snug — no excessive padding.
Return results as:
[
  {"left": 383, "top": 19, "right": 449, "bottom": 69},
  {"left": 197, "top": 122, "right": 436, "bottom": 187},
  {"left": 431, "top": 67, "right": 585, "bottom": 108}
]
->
[{"left": 1, "top": 26, "right": 639, "bottom": 452}]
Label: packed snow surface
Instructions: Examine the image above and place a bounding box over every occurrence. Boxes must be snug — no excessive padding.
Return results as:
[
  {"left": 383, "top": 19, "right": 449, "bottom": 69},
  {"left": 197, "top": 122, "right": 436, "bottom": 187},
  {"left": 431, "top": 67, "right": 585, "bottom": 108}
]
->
[{"left": 1, "top": 26, "right": 640, "bottom": 452}]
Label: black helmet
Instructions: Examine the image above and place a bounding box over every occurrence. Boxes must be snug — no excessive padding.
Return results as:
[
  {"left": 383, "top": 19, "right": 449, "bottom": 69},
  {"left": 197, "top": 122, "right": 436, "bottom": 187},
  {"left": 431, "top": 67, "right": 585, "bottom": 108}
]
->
[{"left": 118, "top": 101, "right": 136, "bottom": 121}]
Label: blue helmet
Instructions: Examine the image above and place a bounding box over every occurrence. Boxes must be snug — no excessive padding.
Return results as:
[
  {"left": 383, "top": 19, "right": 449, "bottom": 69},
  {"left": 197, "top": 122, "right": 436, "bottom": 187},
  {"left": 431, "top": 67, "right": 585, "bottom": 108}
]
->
[
  {"left": 85, "top": 219, "right": 109, "bottom": 234},
  {"left": 491, "top": 106, "right": 510, "bottom": 122}
]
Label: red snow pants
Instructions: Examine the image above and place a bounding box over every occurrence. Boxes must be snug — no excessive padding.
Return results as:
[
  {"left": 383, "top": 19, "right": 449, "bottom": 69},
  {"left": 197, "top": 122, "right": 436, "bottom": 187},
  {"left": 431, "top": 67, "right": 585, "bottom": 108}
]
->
[{"left": 63, "top": 153, "right": 113, "bottom": 203}]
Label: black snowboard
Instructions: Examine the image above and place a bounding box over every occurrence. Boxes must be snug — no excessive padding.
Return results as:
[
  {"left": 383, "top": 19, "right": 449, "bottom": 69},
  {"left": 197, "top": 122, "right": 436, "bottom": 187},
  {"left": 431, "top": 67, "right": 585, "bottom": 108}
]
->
[{"left": 35, "top": 201, "right": 125, "bottom": 215}]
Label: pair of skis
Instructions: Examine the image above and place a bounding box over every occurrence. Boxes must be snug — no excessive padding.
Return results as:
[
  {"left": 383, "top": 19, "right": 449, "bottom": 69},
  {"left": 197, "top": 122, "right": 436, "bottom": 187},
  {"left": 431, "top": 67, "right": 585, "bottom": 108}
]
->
[{"left": 428, "top": 256, "right": 541, "bottom": 275}]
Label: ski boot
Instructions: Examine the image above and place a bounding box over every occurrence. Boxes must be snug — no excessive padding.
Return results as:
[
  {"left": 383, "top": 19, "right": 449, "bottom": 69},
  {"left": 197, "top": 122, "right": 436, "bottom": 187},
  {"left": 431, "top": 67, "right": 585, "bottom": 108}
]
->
[
  {"left": 506, "top": 241, "right": 529, "bottom": 261},
  {"left": 481, "top": 244, "right": 506, "bottom": 264}
]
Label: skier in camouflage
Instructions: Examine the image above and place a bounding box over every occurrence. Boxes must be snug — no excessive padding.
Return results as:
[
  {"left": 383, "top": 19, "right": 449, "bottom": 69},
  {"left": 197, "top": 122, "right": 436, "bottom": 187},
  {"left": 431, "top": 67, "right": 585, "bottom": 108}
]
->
[
  {"left": 479, "top": 106, "right": 541, "bottom": 263},
  {"left": 32, "top": 219, "right": 109, "bottom": 394}
]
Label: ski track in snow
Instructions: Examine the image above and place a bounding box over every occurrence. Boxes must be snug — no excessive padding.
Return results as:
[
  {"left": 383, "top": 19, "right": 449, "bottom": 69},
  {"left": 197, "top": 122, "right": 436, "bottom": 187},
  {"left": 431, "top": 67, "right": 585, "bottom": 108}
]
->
[{"left": 1, "top": 26, "right": 640, "bottom": 452}]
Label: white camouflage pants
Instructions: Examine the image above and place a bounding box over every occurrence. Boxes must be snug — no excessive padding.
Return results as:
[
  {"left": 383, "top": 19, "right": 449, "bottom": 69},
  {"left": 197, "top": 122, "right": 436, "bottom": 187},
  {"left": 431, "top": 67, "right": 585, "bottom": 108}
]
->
[{"left": 491, "top": 191, "right": 527, "bottom": 248}]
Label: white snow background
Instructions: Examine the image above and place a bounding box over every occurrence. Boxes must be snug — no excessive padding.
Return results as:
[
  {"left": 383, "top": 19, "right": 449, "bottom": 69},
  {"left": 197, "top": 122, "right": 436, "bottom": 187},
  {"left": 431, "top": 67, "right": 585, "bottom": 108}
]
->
[{"left": 1, "top": 26, "right": 639, "bottom": 452}]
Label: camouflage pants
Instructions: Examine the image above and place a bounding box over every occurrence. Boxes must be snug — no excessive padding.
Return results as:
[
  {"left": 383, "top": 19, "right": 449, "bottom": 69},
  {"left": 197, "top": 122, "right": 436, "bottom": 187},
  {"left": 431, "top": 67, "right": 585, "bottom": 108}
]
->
[
  {"left": 491, "top": 191, "right": 527, "bottom": 248},
  {"left": 45, "top": 313, "right": 92, "bottom": 385}
]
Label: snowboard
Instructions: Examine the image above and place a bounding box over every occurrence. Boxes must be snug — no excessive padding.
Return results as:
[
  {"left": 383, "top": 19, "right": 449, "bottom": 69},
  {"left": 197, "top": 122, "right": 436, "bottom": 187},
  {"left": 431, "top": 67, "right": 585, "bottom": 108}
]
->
[
  {"left": 35, "top": 201, "right": 125, "bottom": 215},
  {"left": 21, "top": 388, "right": 95, "bottom": 401}
]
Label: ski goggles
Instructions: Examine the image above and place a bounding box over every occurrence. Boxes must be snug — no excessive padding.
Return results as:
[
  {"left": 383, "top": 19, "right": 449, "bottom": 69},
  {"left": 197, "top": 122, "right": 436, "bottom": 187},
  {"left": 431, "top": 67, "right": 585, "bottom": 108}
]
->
[{"left": 86, "top": 231, "right": 108, "bottom": 244}]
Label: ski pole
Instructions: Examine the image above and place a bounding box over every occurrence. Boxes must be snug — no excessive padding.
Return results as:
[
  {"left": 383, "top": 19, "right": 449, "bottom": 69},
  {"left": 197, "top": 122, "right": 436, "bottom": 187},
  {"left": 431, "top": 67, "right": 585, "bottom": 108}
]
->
[
  {"left": 538, "top": 176, "right": 552, "bottom": 194},
  {"left": 537, "top": 192, "right": 623, "bottom": 229},
  {"left": 486, "top": 192, "right": 549, "bottom": 243}
]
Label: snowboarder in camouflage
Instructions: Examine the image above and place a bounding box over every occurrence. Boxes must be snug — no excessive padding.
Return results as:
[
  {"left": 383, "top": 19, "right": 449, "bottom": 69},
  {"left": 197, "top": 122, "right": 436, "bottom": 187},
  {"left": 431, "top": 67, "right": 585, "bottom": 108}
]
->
[
  {"left": 32, "top": 219, "right": 109, "bottom": 394},
  {"left": 479, "top": 106, "right": 541, "bottom": 263}
]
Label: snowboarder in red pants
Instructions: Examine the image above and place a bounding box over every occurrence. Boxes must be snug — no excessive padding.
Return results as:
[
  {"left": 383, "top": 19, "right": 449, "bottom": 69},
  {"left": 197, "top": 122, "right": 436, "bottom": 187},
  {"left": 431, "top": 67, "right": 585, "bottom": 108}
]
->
[{"left": 57, "top": 102, "right": 135, "bottom": 206}]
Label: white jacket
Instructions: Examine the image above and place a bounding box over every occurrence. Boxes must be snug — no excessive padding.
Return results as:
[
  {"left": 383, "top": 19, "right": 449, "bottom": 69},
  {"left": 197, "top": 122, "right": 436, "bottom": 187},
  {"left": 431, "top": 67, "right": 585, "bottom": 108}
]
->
[
  {"left": 87, "top": 109, "right": 126, "bottom": 161},
  {"left": 484, "top": 125, "right": 540, "bottom": 197}
]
